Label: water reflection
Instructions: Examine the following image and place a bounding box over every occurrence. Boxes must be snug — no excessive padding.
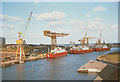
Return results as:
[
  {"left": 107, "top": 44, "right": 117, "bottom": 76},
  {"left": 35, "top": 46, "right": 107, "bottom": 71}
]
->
[{"left": 16, "top": 64, "right": 25, "bottom": 80}]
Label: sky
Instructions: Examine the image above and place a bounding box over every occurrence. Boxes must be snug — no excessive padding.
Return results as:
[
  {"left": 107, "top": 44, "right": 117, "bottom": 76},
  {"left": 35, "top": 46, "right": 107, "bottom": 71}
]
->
[{"left": 0, "top": 1, "right": 118, "bottom": 44}]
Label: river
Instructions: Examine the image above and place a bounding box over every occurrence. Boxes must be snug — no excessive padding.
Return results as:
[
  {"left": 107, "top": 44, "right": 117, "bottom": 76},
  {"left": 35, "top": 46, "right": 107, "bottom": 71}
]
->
[{"left": 2, "top": 48, "right": 118, "bottom": 80}]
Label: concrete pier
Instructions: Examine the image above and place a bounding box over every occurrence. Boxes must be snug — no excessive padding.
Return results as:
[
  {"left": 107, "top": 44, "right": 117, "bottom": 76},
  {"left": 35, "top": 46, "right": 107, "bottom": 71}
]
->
[
  {"left": 1, "top": 53, "right": 46, "bottom": 68},
  {"left": 1, "top": 60, "right": 19, "bottom": 68},
  {"left": 78, "top": 60, "right": 107, "bottom": 73}
]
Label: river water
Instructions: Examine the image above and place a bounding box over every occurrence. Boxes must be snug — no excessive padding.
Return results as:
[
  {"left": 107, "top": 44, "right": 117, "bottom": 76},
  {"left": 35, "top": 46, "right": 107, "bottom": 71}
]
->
[{"left": 2, "top": 48, "right": 118, "bottom": 80}]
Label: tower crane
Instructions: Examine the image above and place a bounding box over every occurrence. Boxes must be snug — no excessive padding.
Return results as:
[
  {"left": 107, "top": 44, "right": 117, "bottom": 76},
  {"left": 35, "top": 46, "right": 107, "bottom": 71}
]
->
[
  {"left": 98, "top": 30, "right": 102, "bottom": 45},
  {"left": 16, "top": 12, "right": 32, "bottom": 61},
  {"left": 43, "top": 30, "right": 69, "bottom": 50},
  {"left": 78, "top": 29, "right": 96, "bottom": 46},
  {"left": 70, "top": 41, "right": 75, "bottom": 46},
  {"left": 78, "top": 29, "right": 87, "bottom": 45},
  {"left": 78, "top": 39, "right": 86, "bottom": 45},
  {"left": 83, "top": 37, "right": 96, "bottom": 46}
]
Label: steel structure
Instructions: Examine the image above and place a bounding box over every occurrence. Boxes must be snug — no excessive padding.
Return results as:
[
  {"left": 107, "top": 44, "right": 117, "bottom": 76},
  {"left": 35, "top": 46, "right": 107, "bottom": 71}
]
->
[
  {"left": 44, "top": 30, "right": 69, "bottom": 50},
  {"left": 16, "top": 12, "right": 32, "bottom": 60}
]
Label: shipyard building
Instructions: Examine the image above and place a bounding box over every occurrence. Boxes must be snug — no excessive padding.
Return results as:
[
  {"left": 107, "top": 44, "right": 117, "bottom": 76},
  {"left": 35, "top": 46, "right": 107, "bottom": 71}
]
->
[{"left": 0, "top": 37, "right": 6, "bottom": 45}]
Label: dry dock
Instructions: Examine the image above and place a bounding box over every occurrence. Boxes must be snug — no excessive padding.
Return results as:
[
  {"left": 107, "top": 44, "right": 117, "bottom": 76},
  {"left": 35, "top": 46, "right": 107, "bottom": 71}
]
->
[{"left": 78, "top": 60, "right": 107, "bottom": 73}]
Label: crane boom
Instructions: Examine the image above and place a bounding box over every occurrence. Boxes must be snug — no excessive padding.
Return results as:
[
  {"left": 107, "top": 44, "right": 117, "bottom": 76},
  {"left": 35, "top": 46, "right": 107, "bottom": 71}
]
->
[
  {"left": 16, "top": 12, "right": 32, "bottom": 60},
  {"left": 22, "top": 12, "right": 32, "bottom": 39}
]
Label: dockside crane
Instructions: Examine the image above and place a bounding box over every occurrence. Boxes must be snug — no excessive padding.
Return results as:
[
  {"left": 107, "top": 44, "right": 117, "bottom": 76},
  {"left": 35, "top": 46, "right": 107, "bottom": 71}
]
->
[
  {"left": 78, "top": 29, "right": 96, "bottom": 46},
  {"left": 78, "top": 39, "right": 86, "bottom": 45},
  {"left": 43, "top": 30, "right": 69, "bottom": 50},
  {"left": 70, "top": 41, "right": 75, "bottom": 46},
  {"left": 16, "top": 12, "right": 32, "bottom": 61},
  {"left": 83, "top": 37, "right": 96, "bottom": 46},
  {"left": 78, "top": 29, "right": 87, "bottom": 45},
  {"left": 98, "top": 30, "right": 102, "bottom": 45}
]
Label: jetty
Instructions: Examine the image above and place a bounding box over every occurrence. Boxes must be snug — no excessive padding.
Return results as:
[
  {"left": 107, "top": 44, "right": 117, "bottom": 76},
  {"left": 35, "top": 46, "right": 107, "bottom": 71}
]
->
[
  {"left": 78, "top": 60, "right": 107, "bottom": 73},
  {"left": 1, "top": 53, "right": 46, "bottom": 68}
]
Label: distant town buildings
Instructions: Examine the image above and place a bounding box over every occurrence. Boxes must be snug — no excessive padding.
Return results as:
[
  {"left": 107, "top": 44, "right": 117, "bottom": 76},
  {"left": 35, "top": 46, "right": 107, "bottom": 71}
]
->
[{"left": 0, "top": 37, "right": 6, "bottom": 45}]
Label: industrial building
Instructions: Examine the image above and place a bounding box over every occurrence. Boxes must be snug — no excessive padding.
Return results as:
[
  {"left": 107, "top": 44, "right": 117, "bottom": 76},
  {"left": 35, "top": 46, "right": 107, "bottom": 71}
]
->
[{"left": 0, "top": 37, "right": 6, "bottom": 45}]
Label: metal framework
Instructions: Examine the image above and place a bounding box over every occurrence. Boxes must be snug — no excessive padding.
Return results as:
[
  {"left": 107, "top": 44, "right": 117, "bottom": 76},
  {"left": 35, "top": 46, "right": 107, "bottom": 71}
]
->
[
  {"left": 16, "top": 12, "right": 32, "bottom": 60},
  {"left": 44, "top": 30, "right": 69, "bottom": 50}
]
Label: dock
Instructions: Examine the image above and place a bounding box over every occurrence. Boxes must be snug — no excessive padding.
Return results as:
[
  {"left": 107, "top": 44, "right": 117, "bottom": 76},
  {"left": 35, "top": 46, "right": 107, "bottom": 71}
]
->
[
  {"left": 1, "top": 53, "right": 46, "bottom": 68},
  {"left": 1, "top": 60, "right": 19, "bottom": 67},
  {"left": 94, "top": 64, "right": 119, "bottom": 81},
  {"left": 77, "top": 60, "right": 107, "bottom": 73}
]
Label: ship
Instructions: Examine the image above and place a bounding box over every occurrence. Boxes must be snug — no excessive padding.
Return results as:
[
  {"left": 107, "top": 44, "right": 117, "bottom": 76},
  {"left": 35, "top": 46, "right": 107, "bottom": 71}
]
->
[
  {"left": 70, "top": 45, "right": 93, "bottom": 54},
  {"left": 93, "top": 31, "right": 111, "bottom": 51},
  {"left": 43, "top": 30, "right": 69, "bottom": 58},
  {"left": 46, "top": 47, "right": 68, "bottom": 58},
  {"left": 69, "top": 30, "right": 95, "bottom": 54},
  {"left": 93, "top": 44, "right": 111, "bottom": 51}
]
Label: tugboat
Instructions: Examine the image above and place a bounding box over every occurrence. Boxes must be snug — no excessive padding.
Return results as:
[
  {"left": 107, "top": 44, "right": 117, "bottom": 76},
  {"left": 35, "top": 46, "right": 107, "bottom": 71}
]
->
[
  {"left": 69, "top": 30, "right": 95, "bottom": 54},
  {"left": 43, "top": 30, "right": 69, "bottom": 58},
  {"left": 93, "top": 31, "right": 111, "bottom": 51}
]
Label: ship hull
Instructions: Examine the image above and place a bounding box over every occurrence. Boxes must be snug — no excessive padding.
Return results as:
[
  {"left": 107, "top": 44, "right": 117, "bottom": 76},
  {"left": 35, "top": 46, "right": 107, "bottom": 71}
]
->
[
  {"left": 46, "top": 51, "right": 68, "bottom": 58},
  {"left": 70, "top": 49, "right": 93, "bottom": 54},
  {"left": 94, "top": 47, "right": 111, "bottom": 51}
]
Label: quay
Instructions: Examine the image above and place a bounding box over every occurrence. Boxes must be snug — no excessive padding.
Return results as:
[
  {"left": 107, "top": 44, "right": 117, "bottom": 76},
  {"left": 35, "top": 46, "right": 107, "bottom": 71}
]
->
[
  {"left": 1, "top": 60, "right": 19, "bottom": 68},
  {"left": 1, "top": 53, "right": 46, "bottom": 68},
  {"left": 94, "top": 64, "right": 119, "bottom": 81},
  {"left": 77, "top": 60, "right": 107, "bottom": 73}
]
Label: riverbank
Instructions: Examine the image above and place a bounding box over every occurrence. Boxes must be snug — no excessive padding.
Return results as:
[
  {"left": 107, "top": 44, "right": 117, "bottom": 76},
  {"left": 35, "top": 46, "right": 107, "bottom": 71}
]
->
[
  {"left": 94, "top": 51, "right": 119, "bottom": 81},
  {"left": 96, "top": 51, "right": 120, "bottom": 65}
]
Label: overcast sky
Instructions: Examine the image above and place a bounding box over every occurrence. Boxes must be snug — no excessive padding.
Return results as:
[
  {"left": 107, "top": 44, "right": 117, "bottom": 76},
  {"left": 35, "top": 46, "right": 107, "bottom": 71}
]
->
[{"left": 1, "top": 1, "right": 118, "bottom": 44}]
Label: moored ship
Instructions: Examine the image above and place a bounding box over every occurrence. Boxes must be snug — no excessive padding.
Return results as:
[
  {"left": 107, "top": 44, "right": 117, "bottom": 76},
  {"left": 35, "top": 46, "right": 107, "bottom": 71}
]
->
[
  {"left": 69, "top": 30, "right": 95, "bottom": 54},
  {"left": 93, "top": 44, "right": 111, "bottom": 51},
  {"left": 93, "top": 31, "right": 111, "bottom": 51},
  {"left": 46, "top": 47, "right": 68, "bottom": 58},
  {"left": 70, "top": 45, "right": 93, "bottom": 54}
]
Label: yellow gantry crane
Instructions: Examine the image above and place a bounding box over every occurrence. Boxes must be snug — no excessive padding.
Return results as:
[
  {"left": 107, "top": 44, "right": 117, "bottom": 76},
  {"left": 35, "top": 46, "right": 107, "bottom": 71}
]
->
[
  {"left": 16, "top": 12, "right": 32, "bottom": 60},
  {"left": 43, "top": 30, "right": 69, "bottom": 50}
]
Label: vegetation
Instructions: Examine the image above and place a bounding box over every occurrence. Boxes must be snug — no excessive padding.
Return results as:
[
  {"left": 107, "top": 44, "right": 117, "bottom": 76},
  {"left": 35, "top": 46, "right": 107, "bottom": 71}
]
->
[
  {"left": 100, "top": 51, "right": 120, "bottom": 63},
  {"left": 108, "top": 51, "right": 120, "bottom": 54},
  {"left": 1, "top": 48, "right": 16, "bottom": 52},
  {"left": 103, "top": 54, "right": 119, "bottom": 62}
]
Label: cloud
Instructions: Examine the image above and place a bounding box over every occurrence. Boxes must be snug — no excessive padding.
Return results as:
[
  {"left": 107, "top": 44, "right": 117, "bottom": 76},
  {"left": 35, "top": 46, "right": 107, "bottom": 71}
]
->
[
  {"left": 69, "top": 17, "right": 102, "bottom": 29},
  {"left": 47, "top": 20, "right": 66, "bottom": 27},
  {"left": 86, "top": 6, "right": 106, "bottom": 18},
  {"left": 86, "top": 21, "right": 102, "bottom": 29},
  {"left": 33, "top": 11, "right": 67, "bottom": 21},
  {"left": 69, "top": 20, "right": 85, "bottom": 27},
  {"left": 0, "top": 14, "right": 22, "bottom": 22},
  {"left": 86, "top": 12, "right": 93, "bottom": 18},
  {"left": 112, "top": 25, "right": 118, "bottom": 28},
  {"left": 94, "top": 17, "right": 101, "bottom": 21},
  {"left": 34, "top": 0, "right": 39, "bottom": 4},
  {"left": 0, "top": 24, "right": 15, "bottom": 29},
  {"left": 0, "top": 23, "right": 25, "bottom": 29},
  {"left": 93, "top": 6, "right": 106, "bottom": 13}
]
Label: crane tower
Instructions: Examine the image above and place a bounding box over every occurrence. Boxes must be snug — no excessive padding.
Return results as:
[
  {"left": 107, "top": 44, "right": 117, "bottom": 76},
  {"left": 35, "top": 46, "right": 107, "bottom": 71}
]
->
[{"left": 16, "top": 12, "right": 32, "bottom": 61}]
